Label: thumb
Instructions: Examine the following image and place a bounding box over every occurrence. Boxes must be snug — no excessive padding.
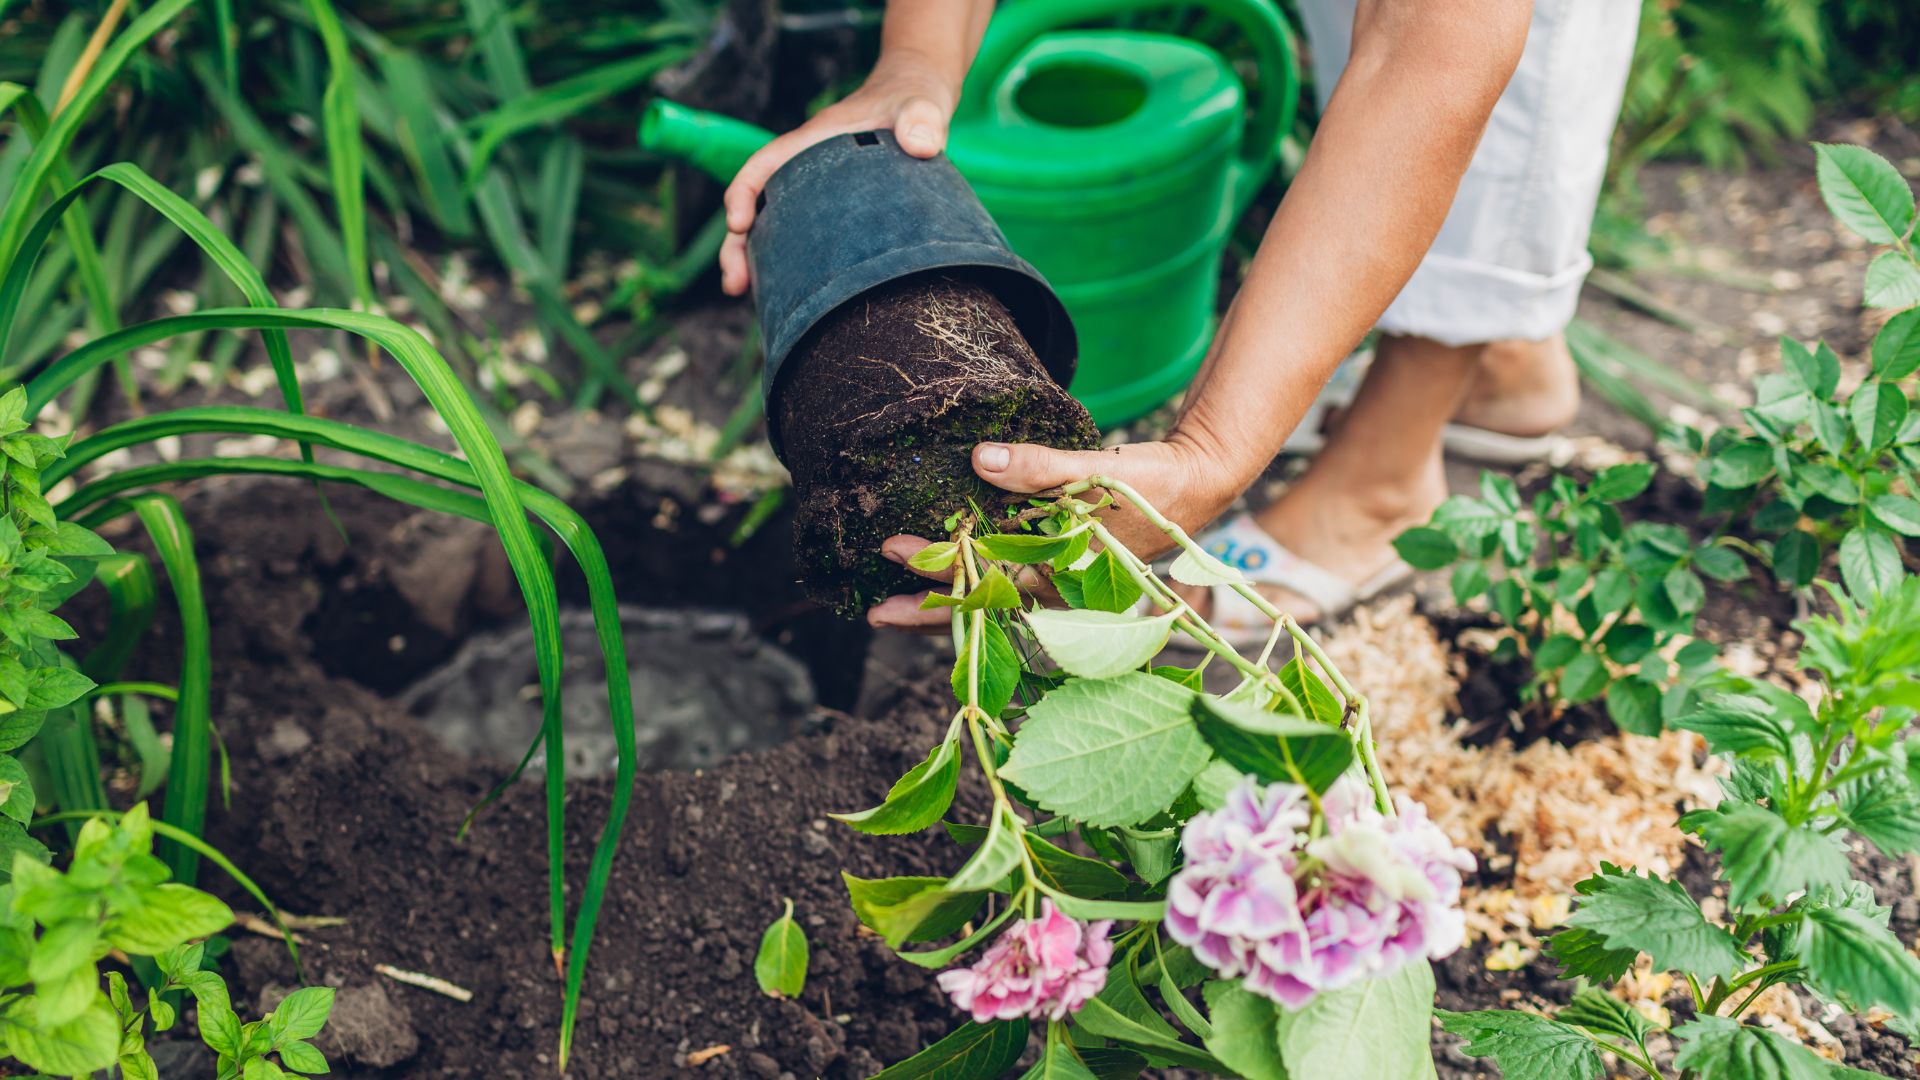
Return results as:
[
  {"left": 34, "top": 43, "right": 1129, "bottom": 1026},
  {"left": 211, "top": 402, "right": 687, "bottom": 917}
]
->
[
  {"left": 973, "top": 441, "right": 1110, "bottom": 494},
  {"left": 895, "top": 96, "right": 950, "bottom": 158}
]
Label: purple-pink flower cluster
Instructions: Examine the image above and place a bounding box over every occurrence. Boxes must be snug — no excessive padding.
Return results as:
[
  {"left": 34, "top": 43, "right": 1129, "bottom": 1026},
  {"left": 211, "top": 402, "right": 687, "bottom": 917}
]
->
[
  {"left": 937, "top": 900, "right": 1112, "bottom": 1023},
  {"left": 1166, "top": 776, "right": 1473, "bottom": 1007}
]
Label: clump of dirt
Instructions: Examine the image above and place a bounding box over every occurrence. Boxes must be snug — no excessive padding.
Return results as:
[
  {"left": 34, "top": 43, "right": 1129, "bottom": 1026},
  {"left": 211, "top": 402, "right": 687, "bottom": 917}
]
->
[{"left": 776, "top": 273, "right": 1099, "bottom": 615}]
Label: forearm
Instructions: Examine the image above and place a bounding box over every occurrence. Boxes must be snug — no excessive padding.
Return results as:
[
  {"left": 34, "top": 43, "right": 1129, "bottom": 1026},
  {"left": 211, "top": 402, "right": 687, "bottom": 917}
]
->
[
  {"left": 1172, "top": 0, "right": 1531, "bottom": 500},
  {"left": 875, "top": 0, "right": 995, "bottom": 98}
]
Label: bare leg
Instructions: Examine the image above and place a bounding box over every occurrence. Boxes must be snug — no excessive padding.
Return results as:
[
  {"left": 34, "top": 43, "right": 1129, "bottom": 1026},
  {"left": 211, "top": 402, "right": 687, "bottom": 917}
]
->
[{"left": 1176, "top": 334, "right": 1480, "bottom": 623}]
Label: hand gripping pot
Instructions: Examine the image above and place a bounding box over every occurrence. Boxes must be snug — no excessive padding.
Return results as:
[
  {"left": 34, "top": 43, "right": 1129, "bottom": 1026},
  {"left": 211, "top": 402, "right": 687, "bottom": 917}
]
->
[{"left": 747, "top": 129, "right": 1078, "bottom": 462}]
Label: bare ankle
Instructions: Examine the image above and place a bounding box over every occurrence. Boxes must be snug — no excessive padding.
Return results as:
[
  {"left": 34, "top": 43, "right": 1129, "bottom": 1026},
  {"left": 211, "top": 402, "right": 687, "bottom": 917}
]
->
[{"left": 1456, "top": 336, "right": 1580, "bottom": 437}]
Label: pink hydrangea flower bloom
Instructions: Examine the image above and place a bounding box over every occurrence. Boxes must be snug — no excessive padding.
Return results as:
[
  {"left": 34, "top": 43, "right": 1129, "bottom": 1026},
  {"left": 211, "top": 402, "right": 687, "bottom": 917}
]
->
[
  {"left": 936, "top": 900, "right": 1113, "bottom": 1023},
  {"left": 1167, "top": 776, "right": 1474, "bottom": 1008}
]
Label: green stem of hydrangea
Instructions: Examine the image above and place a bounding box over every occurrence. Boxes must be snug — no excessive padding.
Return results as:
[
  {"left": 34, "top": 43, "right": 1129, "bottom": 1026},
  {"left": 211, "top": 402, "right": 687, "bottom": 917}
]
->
[{"left": 1072, "top": 476, "right": 1392, "bottom": 814}]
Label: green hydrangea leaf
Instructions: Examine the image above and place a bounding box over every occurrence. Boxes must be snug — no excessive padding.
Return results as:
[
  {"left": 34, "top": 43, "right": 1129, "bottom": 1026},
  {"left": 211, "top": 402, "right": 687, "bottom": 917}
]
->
[{"left": 1001, "top": 673, "right": 1208, "bottom": 826}]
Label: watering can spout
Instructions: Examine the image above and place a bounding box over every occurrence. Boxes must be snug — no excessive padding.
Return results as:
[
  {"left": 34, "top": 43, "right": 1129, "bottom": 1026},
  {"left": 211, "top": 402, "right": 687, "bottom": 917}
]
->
[{"left": 638, "top": 99, "right": 774, "bottom": 182}]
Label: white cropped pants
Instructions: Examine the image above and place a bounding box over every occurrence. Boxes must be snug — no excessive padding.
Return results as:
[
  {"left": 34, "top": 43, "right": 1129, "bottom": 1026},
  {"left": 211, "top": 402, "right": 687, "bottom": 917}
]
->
[{"left": 1298, "top": 0, "right": 1642, "bottom": 345}]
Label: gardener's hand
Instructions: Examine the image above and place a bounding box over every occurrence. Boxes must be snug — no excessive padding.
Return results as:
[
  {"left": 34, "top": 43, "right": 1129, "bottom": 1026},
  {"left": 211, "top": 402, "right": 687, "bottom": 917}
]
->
[
  {"left": 867, "top": 436, "right": 1237, "bottom": 632},
  {"left": 720, "top": 54, "right": 957, "bottom": 296}
]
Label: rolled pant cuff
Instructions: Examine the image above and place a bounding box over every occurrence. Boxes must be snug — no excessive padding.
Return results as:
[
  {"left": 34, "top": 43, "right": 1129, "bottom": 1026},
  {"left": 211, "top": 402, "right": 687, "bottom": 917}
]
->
[{"left": 1375, "top": 251, "right": 1593, "bottom": 347}]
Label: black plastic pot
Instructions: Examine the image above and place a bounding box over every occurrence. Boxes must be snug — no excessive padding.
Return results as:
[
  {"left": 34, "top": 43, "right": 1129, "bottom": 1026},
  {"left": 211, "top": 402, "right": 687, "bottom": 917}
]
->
[{"left": 748, "top": 130, "right": 1077, "bottom": 460}]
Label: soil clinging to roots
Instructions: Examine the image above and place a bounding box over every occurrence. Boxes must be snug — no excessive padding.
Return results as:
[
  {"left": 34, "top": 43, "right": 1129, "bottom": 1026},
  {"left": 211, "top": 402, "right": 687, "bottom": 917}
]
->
[{"left": 776, "top": 273, "right": 1099, "bottom": 615}]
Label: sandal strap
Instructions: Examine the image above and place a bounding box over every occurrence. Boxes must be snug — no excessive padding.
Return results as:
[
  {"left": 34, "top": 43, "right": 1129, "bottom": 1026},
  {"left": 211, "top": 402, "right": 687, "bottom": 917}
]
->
[{"left": 1194, "top": 514, "right": 1357, "bottom": 618}]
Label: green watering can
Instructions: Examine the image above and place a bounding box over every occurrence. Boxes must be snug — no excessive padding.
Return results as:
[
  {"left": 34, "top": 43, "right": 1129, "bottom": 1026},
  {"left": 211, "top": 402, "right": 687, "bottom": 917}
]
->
[{"left": 639, "top": 0, "right": 1296, "bottom": 426}]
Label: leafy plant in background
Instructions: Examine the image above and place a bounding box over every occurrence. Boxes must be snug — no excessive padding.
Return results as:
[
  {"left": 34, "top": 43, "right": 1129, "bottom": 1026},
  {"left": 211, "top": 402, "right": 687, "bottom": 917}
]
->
[
  {"left": 1393, "top": 465, "right": 1741, "bottom": 736},
  {"left": 1442, "top": 576, "right": 1920, "bottom": 1079},
  {"left": 0, "top": 3, "right": 667, "bottom": 1064},
  {"left": 833, "top": 477, "right": 1472, "bottom": 1077},
  {"left": 1684, "top": 142, "right": 1919, "bottom": 599},
  {"left": 0, "top": 385, "right": 114, "bottom": 872},
  {"left": 0, "top": 803, "right": 334, "bottom": 1079},
  {"left": 0, "top": 0, "right": 723, "bottom": 424}
]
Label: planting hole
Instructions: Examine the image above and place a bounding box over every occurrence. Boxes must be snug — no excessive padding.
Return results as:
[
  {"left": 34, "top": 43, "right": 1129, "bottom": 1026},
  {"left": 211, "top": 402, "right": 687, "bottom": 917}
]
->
[
  {"left": 399, "top": 607, "right": 818, "bottom": 775},
  {"left": 852, "top": 131, "right": 880, "bottom": 146},
  {"left": 1014, "top": 61, "right": 1148, "bottom": 128}
]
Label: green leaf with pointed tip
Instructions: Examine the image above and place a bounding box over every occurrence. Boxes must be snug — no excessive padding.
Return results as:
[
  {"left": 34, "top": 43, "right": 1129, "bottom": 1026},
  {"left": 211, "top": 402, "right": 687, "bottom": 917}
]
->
[
  {"left": 1277, "top": 658, "right": 1343, "bottom": 726},
  {"left": 1873, "top": 308, "right": 1920, "bottom": 379},
  {"left": 1001, "top": 673, "right": 1208, "bottom": 826},
  {"left": 1024, "top": 833, "right": 1130, "bottom": 899},
  {"left": 842, "top": 874, "right": 985, "bottom": 945},
  {"left": 947, "top": 811, "right": 1026, "bottom": 893},
  {"left": 1559, "top": 984, "right": 1654, "bottom": 1046},
  {"left": 1190, "top": 694, "right": 1353, "bottom": 793},
  {"left": 1866, "top": 251, "right": 1920, "bottom": 309},
  {"left": 1023, "top": 607, "right": 1176, "bottom": 679},
  {"left": 277, "top": 1039, "right": 328, "bottom": 1075},
  {"left": 1671, "top": 1015, "right": 1835, "bottom": 1080},
  {"left": 106, "top": 882, "right": 234, "bottom": 954},
  {"left": 1277, "top": 961, "right": 1436, "bottom": 1076},
  {"left": 963, "top": 567, "right": 1022, "bottom": 612},
  {"left": 871, "top": 1021, "right": 1029, "bottom": 1080},
  {"left": 1590, "top": 462, "right": 1656, "bottom": 503},
  {"left": 977, "top": 532, "right": 1074, "bottom": 564},
  {"left": 1437, "top": 1010, "right": 1603, "bottom": 1080},
  {"left": 5, "top": 996, "right": 120, "bottom": 1076},
  {"left": 1815, "top": 143, "right": 1916, "bottom": 244},
  {"left": 1685, "top": 802, "right": 1851, "bottom": 911},
  {"left": 832, "top": 740, "right": 961, "bottom": 836},
  {"left": 1851, "top": 380, "right": 1909, "bottom": 451},
  {"left": 1796, "top": 905, "right": 1920, "bottom": 1019},
  {"left": 1201, "top": 982, "right": 1286, "bottom": 1080},
  {"left": 269, "top": 985, "right": 333, "bottom": 1044},
  {"left": 1393, "top": 526, "right": 1459, "bottom": 570},
  {"left": 1868, "top": 494, "right": 1920, "bottom": 537},
  {"left": 1079, "top": 548, "right": 1143, "bottom": 613},
  {"left": 1673, "top": 695, "right": 1795, "bottom": 760},
  {"left": 1840, "top": 527, "right": 1903, "bottom": 602},
  {"left": 754, "top": 899, "right": 809, "bottom": 998},
  {"left": 1020, "top": 1038, "right": 1098, "bottom": 1080},
  {"left": 1836, "top": 777, "right": 1920, "bottom": 855},
  {"left": 908, "top": 542, "right": 958, "bottom": 573},
  {"left": 953, "top": 619, "right": 1020, "bottom": 718}
]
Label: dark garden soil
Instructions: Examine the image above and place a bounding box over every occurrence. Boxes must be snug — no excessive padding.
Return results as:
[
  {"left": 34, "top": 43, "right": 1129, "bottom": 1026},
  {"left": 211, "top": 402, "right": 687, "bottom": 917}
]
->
[
  {"left": 778, "top": 273, "right": 1099, "bottom": 615},
  {"left": 85, "top": 479, "right": 991, "bottom": 1080}
]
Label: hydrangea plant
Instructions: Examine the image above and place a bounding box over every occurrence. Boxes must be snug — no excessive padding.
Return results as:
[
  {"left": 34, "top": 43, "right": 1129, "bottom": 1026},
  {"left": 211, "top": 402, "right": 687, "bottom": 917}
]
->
[{"left": 839, "top": 477, "right": 1472, "bottom": 1078}]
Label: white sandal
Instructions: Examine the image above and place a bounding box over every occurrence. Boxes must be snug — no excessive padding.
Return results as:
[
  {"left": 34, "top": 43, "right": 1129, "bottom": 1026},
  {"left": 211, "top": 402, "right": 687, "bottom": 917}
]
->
[
  {"left": 1283, "top": 350, "right": 1567, "bottom": 467},
  {"left": 1175, "top": 513, "right": 1414, "bottom": 648}
]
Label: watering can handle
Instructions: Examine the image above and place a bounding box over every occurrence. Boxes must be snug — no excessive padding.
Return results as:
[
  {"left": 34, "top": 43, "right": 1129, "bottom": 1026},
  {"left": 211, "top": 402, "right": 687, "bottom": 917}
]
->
[{"left": 958, "top": 0, "right": 1297, "bottom": 216}]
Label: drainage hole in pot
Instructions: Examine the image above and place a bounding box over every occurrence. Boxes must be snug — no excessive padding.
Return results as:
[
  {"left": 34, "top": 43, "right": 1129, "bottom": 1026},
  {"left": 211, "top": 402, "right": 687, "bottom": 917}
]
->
[{"left": 397, "top": 606, "right": 821, "bottom": 776}]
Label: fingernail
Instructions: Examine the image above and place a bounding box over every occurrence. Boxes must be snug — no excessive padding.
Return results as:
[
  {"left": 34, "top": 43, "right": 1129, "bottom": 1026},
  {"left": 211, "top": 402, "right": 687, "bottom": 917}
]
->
[
  {"left": 907, "top": 124, "right": 935, "bottom": 150},
  {"left": 978, "top": 444, "right": 1010, "bottom": 471},
  {"left": 883, "top": 547, "right": 905, "bottom": 565}
]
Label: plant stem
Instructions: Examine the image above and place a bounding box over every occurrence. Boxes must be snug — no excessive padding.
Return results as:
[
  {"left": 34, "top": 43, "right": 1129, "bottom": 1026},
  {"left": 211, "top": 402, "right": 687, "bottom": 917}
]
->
[{"left": 1075, "top": 476, "right": 1392, "bottom": 814}]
